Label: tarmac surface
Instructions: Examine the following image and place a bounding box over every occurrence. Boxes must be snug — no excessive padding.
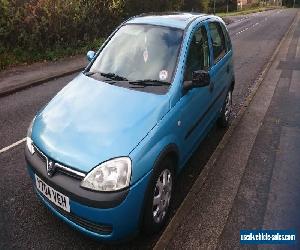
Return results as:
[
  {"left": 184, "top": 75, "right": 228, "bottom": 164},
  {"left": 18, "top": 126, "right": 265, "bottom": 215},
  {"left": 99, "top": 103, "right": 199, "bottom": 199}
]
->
[{"left": 0, "top": 8, "right": 298, "bottom": 249}]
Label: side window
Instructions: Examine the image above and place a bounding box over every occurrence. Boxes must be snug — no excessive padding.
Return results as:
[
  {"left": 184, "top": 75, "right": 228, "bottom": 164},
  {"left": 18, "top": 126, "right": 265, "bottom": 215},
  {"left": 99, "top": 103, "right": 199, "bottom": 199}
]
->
[
  {"left": 221, "top": 23, "right": 232, "bottom": 52},
  {"left": 208, "top": 22, "right": 226, "bottom": 63},
  {"left": 185, "top": 26, "right": 210, "bottom": 81}
]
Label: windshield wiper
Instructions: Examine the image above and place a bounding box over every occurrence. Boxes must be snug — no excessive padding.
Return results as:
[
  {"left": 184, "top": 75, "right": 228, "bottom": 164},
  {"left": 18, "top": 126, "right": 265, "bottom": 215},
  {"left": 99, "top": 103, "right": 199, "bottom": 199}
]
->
[
  {"left": 86, "top": 73, "right": 170, "bottom": 87},
  {"left": 85, "top": 71, "right": 127, "bottom": 81},
  {"left": 100, "top": 72, "right": 128, "bottom": 81},
  {"left": 84, "top": 71, "right": 96, "bottom": 76},
  {"left": 129, "top": 79, "right": 171, "bottom": 86}
]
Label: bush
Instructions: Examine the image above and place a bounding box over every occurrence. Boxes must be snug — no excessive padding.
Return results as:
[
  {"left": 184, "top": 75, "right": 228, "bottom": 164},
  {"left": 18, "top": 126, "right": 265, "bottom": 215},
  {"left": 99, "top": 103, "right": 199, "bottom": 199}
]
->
[{"left": 0, "top": 0, "right": 212, "bottom": 69}]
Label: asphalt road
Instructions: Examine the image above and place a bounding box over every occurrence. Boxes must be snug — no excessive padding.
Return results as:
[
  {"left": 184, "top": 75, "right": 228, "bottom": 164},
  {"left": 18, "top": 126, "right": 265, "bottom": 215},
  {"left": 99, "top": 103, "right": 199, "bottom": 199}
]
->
[{"left": 0, "top": 8, "right": 297, "bottom": 249}]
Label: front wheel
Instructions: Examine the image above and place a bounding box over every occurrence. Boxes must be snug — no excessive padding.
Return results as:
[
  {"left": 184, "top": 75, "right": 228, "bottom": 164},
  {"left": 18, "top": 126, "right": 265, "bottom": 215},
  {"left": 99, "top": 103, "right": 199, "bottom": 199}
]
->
[
  {"left": 142, "top": 158, "right": 174, "bottom": 235},
  {"left": 217, "top": 90, "right": 232, "bottom": 128}
]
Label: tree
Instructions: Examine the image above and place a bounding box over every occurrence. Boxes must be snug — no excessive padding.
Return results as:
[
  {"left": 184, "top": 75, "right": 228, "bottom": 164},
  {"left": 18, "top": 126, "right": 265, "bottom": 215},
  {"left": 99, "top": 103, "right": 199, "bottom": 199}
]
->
[{"left": 182, "top": 0, "right": 210, "bottom": 11}]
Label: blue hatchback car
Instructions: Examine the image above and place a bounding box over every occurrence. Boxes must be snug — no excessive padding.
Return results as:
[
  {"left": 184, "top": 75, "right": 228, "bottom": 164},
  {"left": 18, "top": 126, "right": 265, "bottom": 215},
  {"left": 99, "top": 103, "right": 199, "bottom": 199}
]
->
[{"left": 25, "top": 12, "right": 234, "bottom": 241}]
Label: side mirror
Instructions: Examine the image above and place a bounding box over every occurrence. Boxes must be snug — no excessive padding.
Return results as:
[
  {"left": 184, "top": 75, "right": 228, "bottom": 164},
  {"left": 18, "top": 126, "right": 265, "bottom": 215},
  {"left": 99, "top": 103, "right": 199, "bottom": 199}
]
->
[
  {"left": 183, "top": 70, "right": 210, "bottom": 91},
  {"left": 86, "top": 50, "right": 96, "bottom": 62}
]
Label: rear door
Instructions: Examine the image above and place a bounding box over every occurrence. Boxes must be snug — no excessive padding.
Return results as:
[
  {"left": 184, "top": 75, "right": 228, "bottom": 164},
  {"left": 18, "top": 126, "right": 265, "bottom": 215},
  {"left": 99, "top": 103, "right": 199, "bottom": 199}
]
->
[{"left": 207, "top": 21, "right": 232, "bottom": 115}]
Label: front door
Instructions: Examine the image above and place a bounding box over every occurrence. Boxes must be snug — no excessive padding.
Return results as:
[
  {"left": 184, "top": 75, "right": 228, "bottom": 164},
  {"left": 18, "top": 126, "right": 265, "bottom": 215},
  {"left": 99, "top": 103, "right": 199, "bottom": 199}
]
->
[{"left": 179, "top": 24, "right": 214, "bottom": 161}]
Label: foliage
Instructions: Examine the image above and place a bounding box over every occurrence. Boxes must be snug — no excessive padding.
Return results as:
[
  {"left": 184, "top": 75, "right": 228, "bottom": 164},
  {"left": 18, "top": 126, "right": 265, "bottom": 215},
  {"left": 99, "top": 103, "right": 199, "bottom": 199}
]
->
[
  {"left": 282, "top": 0, "right": 300, "bottom": 7},
  {"left": 0, "top": 38, "right": 104, "bottom": 70}
]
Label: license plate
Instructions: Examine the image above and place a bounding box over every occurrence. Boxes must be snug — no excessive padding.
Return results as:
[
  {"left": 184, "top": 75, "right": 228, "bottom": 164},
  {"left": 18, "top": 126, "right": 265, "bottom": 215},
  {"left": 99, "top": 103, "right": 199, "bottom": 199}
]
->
[{"left": 35, "top": 174, "right": 70, "bottom": 212}]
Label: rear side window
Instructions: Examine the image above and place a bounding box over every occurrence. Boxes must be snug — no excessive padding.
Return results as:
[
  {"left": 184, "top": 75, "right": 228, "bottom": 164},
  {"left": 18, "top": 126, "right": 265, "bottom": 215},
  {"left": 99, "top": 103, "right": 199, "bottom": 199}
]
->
[
  {"left": 221, "top": 23, "right": 232, "bottom": 51},
  {"left": 208, "top": 22, "right": 226, "bottom": 63}
]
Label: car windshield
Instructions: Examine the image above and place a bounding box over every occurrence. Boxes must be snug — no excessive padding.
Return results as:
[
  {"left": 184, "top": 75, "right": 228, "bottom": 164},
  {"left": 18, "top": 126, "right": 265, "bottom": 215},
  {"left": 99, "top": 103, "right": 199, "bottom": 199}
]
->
[{"left": 89, "top": 24, "right": 183, "bottom": 84}]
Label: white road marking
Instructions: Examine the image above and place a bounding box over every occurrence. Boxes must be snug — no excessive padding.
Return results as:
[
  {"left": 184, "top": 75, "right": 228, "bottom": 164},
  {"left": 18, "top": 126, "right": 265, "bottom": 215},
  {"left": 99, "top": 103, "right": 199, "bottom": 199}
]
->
[
  {"left": 0, "top": 138, "right": 26, "bottom": 154},
  {"left": 234, "top": 16, "right": 249, "bottom": 23},
  {"left": 235, "top": 26, "right": 251, "bottom": 36},
  {"left": 232, "top": 8, "right": 280, "bottom": 36},
  {"left": 233, "top": 10, "right": 273, "bottom": 36}
]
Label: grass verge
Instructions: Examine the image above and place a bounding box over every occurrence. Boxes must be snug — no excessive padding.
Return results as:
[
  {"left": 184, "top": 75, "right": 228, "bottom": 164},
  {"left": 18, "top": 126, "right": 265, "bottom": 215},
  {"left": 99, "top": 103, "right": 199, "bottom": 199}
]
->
[{"left": 217, "top": 6, "right": 283, "bottom": 17}]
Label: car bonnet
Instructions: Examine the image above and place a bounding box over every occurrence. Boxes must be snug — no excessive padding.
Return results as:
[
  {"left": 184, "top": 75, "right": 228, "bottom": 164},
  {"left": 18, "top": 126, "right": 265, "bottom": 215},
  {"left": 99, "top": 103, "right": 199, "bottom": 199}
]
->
[{"left": 31, "top": 73, "right": 170, "bottom": 173}]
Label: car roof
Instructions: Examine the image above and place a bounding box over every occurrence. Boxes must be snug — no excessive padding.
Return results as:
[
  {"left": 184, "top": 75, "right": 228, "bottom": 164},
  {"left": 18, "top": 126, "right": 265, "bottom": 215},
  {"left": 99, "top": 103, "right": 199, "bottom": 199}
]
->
[{"left": 126, "top": 12, "right": 217, "bottom": 30}]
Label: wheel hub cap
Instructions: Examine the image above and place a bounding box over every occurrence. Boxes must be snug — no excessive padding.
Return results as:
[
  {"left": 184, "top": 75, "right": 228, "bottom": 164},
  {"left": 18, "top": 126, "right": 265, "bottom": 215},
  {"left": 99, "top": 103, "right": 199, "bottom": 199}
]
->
[
  {"left": 224, "top": 91, "right": 232, "bottom": 121},
  {"left": 152, "top": 169, "right": 172, "bottom": 224}
]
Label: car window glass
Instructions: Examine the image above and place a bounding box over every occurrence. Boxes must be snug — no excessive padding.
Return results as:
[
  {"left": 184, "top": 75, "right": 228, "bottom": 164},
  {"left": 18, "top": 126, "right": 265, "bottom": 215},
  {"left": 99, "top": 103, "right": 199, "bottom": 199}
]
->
[
  {"left": 90, "top": 24, "right": 183, "bottom": 83},
  {"left": 184, "top": 26, "right": 210, "bottom": 81},
  {"left": 221, "top": 23, "right": 231, "bottom": 52},
  {"left": 208, "top": 22, "right": 226, "bottom": 63}
]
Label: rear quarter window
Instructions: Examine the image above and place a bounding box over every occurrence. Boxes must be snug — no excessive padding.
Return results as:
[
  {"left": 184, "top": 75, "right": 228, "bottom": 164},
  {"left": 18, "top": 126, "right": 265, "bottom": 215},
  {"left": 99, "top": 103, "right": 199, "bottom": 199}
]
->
[
  {"left": 208, "top": 22, "right": 227, "bottom": 64},
  {"left": 221, "top": 23, "right": 232, "bottom": 52}
]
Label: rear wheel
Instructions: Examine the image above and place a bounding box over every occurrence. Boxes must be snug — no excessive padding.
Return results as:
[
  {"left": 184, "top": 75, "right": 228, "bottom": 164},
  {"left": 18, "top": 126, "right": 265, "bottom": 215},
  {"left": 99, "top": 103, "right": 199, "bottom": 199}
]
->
[
  {"left": 142, "top": 158, "right": 174, "bottom": 234},
  {"left": 217, "top": 89, "right": 232, "bottom": 128}
]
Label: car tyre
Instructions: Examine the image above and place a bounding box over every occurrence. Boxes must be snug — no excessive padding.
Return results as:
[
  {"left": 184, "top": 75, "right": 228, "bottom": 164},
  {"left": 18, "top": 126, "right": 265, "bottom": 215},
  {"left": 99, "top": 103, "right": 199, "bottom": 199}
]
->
[
  {"left": 217, "top": 89, "right": 232, "bottom": 128},
  {"left": 142, "top": 157, "right": 175, "bottom": 235}
]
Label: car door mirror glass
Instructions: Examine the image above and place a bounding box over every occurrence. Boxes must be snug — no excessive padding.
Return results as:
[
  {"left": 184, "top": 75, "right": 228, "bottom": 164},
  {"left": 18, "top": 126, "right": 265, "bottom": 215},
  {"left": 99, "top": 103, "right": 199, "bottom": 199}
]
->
[
  {"left": 192, "top": 70, "right": 210, "bottom": 87},
  {"left": 183, "top": 70, "right": 210, "bottom": 91}
]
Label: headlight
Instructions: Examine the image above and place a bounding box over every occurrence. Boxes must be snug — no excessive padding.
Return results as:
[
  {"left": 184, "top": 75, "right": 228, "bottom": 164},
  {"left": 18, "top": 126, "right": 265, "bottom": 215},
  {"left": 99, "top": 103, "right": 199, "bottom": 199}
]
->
[
  {"left": 81, "top": 157, "right": 132, "bottom": 192},
  {"left": 26, "top": 117, "right": 36, "bottom": 155}
]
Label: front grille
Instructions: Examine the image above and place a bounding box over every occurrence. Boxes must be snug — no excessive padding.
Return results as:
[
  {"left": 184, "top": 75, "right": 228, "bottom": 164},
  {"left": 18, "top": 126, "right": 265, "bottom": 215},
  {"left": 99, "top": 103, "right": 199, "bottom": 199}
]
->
[{"left": 32, "top": 144, "right": 85, "bottom": 180}]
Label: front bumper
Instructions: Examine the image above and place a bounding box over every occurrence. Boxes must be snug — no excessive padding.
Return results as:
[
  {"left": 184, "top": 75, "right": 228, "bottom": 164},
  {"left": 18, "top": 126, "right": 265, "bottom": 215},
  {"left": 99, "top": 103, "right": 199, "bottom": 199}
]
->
[{"left": 25, "top": 147, "right": 152, "bottom": 241}]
